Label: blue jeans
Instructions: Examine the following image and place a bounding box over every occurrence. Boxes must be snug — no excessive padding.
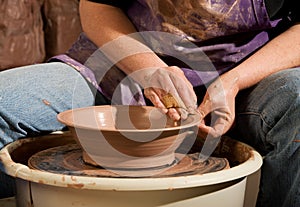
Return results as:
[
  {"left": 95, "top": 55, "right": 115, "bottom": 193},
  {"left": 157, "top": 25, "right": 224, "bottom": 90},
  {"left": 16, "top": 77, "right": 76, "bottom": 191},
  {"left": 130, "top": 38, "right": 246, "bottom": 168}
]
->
[
  {"left": 0, "top": 62, "right": 97, "bottom": 198},
  {"left": 0, "top": 62, "right": 97, "bottom": 149},
  {"left": 231, "top": 68, "right": 300, "bottom": 207},
  {"left": 0, "top": 62, "right": 299, "bottom": 207}
]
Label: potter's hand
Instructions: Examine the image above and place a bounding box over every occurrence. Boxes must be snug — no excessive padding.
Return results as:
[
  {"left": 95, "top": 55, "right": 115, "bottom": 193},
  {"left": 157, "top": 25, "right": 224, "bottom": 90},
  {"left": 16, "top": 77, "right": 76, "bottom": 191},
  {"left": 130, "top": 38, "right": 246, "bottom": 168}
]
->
[
  {"left": 197, "top": 71, "right": 239, "bottom": 139},
  {"left": 139, "top": 66, "right": 197, "bottom": 120}
]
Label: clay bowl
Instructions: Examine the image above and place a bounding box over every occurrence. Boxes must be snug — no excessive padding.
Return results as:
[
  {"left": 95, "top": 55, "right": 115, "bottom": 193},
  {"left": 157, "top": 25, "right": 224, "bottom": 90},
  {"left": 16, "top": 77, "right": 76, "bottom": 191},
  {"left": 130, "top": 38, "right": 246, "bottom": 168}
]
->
[{"left": 57, "top": 105, "right": 200, "bottom": 171}]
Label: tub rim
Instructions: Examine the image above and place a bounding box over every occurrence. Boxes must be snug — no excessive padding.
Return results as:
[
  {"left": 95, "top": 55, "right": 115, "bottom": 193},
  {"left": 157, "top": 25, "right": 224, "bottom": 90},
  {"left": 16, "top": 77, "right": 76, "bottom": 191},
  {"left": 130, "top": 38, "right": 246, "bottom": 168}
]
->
[{"left": 0, "top": 132, "right": 263, "bottom": 191}]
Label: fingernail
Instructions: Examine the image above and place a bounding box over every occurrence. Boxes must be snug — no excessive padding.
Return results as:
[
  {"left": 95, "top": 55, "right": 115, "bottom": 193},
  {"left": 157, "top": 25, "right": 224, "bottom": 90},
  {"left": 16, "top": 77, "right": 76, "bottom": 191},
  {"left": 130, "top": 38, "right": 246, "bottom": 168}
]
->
[{"left": 171, "top": 113, "right": 181, "bottom": 121}]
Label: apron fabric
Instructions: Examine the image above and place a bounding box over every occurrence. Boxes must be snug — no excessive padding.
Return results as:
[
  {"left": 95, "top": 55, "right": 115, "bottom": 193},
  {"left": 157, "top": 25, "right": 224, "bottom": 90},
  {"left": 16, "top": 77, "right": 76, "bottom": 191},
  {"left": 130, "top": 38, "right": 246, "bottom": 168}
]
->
[{"left": 50, "top": 0, "right": 280, "bottom": 105}]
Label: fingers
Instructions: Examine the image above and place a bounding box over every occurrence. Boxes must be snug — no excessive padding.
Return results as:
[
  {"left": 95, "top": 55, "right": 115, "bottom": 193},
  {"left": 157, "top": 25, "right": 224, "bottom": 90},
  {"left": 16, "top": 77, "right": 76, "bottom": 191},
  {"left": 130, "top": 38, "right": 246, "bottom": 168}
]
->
[
  {"left": 198, "top": 116, "right": 229, "bottom": 138},
  {"left": 197, "top": 101, "right": 233, "bottom": 139},
  {"left": 143, "top": 67, "right": 198, "bottom": 120},
  {"left": 151, "top": 68, "right": 196, "bottom": 106},
  {"left": 167, "top": 108, "right": 181, "bottom": 121},
  {"left": 144, "top": 89, "right": 168, "bottom": 114},
  {"left": 195, "top": 73, "right": 238, "bottom": 139},
  {"left": 145, "top": 89, "right": 181, "bottom": 120},
  {"left": 165, "top": 67, "right": 197, "bottom": 112},
  {"left": 168, "top": 68, "right": 197, "bottom": 111}
]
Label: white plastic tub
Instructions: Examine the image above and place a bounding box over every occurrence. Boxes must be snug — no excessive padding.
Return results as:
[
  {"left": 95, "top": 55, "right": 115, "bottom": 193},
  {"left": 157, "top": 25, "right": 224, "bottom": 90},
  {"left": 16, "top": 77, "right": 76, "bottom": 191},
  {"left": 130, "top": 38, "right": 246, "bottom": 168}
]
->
[{"left": 0, "top": 132, "right": 262, "bottom": 207}]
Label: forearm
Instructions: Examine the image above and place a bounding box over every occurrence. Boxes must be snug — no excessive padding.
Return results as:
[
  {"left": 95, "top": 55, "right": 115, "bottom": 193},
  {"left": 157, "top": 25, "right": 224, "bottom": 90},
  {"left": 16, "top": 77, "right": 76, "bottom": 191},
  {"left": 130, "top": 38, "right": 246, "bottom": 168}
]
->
[
  {"left": 230, "top": 23, "right": 300, "bottom": 90},
  {"left": 79, "top": 0, "right": 167, "bottom": 76}
]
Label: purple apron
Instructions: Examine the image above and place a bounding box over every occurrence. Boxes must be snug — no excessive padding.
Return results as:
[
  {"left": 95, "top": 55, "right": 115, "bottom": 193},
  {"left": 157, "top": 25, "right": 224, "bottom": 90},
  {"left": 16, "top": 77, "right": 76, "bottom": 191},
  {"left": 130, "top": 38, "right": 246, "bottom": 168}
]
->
[{"left": 50, "top": 0, "right": 280, "bottom": 105}]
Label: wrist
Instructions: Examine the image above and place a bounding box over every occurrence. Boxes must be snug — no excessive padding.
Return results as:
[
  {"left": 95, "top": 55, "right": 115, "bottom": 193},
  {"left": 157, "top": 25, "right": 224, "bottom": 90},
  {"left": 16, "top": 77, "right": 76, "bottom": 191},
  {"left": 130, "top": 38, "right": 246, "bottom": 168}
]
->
[{"left": 220, "top": 70, "right": 240, "bottom": 95}]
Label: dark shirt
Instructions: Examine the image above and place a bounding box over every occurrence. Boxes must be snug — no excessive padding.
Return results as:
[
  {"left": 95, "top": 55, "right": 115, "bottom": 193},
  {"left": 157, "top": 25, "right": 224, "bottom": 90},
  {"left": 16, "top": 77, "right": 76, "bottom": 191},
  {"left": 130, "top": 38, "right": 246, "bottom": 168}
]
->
[
  {"left": 87, "top": 0, "right": 134, "bottom": 11},
  {"left": 265, "top": 0, "right": 299, "bottom": 22}
]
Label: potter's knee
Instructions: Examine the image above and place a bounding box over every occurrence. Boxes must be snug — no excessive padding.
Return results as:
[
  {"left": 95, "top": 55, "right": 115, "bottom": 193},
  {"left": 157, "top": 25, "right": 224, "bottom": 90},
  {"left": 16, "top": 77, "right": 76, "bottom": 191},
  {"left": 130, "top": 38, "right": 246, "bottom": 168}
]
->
[{"left": 267, "top": 69, "right": 300, "bottom": 105}]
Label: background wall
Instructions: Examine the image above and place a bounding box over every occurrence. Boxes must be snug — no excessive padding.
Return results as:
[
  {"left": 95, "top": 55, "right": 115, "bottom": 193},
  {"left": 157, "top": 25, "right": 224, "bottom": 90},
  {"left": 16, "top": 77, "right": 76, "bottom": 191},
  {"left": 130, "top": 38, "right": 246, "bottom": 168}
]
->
[{"left": 0, "top": 0, "right": 82, "bottom": 70}]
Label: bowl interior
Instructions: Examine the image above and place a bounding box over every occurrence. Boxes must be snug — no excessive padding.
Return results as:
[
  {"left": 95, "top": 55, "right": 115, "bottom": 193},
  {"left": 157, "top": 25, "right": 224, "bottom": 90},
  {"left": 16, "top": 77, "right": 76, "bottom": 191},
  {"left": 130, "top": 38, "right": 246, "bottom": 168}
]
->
[{"left": 57, "top": 105, "right": 200, "bottom": 132}]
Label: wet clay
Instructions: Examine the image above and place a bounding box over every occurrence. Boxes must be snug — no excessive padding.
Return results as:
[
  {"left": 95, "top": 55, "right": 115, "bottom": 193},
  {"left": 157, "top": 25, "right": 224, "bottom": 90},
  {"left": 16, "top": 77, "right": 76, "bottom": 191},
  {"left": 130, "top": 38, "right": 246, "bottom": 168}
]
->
[
  {"left": 57, "top": 105, "right": 201, "bottom": 169},
  {"left": 28, "top": 144, "right": 230, "bottom": 178}
]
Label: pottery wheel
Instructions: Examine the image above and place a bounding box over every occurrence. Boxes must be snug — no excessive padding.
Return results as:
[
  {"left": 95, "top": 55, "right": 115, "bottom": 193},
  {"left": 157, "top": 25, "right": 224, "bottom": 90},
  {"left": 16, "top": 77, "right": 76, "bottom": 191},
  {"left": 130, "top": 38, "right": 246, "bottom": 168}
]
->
[{"left": 28, "top": 144, "right": 230, "bottom": 178}]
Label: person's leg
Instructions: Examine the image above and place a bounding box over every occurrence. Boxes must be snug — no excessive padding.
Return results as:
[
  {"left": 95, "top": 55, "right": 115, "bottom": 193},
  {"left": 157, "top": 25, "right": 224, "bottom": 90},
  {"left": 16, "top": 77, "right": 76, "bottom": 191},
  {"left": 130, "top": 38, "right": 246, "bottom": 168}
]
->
[
  {"left": 0, "top": 63, "right": 101, "bottom": 198},
  {"left": 0, "top": 62, "right": 97, "bottom": 198},
  {"left": 231, "top": 68, "right": 300, "bottom": 207},
  {"left": 0, "top": 62, "right": 97, "bottom": 149}
]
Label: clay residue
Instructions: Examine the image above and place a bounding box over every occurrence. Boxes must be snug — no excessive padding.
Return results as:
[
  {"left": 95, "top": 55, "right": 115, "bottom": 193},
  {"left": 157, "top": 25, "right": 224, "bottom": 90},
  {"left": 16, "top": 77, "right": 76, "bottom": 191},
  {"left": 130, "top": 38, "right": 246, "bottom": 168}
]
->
[{"left": 28, "top": 144, "right": 229, "bottom": 178}]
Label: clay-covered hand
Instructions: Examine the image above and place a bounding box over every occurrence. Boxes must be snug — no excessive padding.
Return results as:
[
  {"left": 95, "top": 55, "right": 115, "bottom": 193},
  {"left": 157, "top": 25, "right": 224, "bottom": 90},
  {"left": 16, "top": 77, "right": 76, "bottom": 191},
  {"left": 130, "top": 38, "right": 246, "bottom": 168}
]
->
[
  {"left": 135, "top": 66, "right": 198, "bottom": 120},
  {"left": 197, "top": 71, "right": 239, "bottom": 139}
]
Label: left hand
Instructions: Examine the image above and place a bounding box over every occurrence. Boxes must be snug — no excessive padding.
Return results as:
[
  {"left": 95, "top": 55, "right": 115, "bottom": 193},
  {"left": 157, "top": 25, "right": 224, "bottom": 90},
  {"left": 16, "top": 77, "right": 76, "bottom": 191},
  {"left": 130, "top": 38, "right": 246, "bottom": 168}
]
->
[
  {"left": 197, "top": 71, "right": 240, "bottom": 139},
  {"left": 144, "top": 66, "right": 197, "bottom": 121},
  {"left": 135, "top": 66, "right": 198, "bottom": 120}
]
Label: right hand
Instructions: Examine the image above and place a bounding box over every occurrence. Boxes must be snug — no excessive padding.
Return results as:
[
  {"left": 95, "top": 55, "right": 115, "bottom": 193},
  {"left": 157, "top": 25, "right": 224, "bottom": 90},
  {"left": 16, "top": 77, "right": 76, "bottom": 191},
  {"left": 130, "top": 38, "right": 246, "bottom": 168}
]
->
[
  {"left": 133, "top": 66, "right": 198, "bottom": 120},
  {"left": 197, "top": 71, "right": 239, "bottom": 139}
]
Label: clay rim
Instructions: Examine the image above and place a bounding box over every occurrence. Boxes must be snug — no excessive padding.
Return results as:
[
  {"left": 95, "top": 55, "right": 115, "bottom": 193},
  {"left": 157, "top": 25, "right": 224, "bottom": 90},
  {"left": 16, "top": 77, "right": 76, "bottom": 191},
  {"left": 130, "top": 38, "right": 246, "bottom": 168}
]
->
[{"left": 56, "top": 105, "right": 201, "bottom": 132}]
